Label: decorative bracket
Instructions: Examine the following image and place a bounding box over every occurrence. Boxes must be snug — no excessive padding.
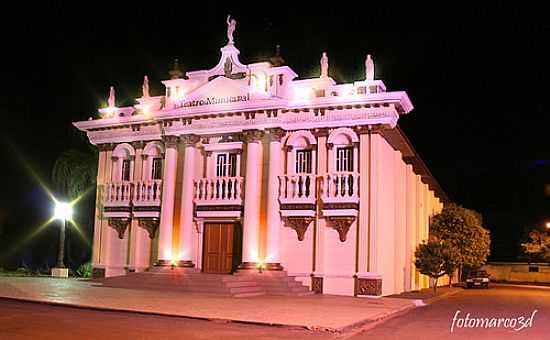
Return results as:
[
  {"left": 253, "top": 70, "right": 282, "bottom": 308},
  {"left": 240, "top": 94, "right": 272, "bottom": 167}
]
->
[
  {"left": 108, "top": 218, "right": 130, "bottom": 239},
  {"left": 327, "top": 217, "right": 355, "bottom": 242},
  {"left": 138, "top": 218, "right": 159, "bottom": 239},
  {"left": 283, "top": 217, "right": 313, "bottom": 241}
]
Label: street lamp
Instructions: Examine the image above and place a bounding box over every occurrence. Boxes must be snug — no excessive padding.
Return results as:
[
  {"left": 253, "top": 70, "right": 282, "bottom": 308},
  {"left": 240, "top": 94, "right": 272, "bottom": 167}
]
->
[
  {"left": 52, "top": 202, "right": 73, "bottom": 278},
  {"left": 545, "top": 222, "right": 550, "bottom": 230}
]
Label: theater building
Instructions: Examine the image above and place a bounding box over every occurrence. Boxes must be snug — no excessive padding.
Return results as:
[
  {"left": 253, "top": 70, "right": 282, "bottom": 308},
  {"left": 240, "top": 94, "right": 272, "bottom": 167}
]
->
[{"left": 74, "top": 23, "right": 446, "bottom": 296}]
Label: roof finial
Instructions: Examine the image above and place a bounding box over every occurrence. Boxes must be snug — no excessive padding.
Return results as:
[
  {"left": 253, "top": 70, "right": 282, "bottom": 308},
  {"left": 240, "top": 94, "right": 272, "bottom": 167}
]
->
[
  {"left": 269, "top": 44, "right": 285, "bottom": 66},
  {"left": 226, "top": 15, "right": 237, "bottom": 45},
  {"left": 108, "top": 86, "right": 115, "bottom": 108},
  {"left": 365, "top": 54, "right": 375, "bottom": 80},
  {"left": 169, "top": 59, "right": 183, "bottom": 79},
  {"left": 142, "top": 75, "right": 150, "bottom": 98},
  {"left": 320, "top": 52, "right": 329, "bottom": 78}
]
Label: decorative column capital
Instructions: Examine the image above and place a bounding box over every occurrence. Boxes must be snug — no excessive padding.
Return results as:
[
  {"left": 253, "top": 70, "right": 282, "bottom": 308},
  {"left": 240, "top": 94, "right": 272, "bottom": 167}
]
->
[
  {"left": 111, "top": 156, "right": 119, "bottom": 162},
  {"left": 266, "top": 128, "right": 286, "bottom": 142},
  {"left": 162, "top": 135, "right": 179, "bottom": 148},
  {"left": 180, "top": 134, "right": 200, "bottom": 146},
  {"left": 327, "top": 217, "right": 355, "bottom": 242},
  {"left": 242, "top": 129, "right": 264, "bottom": 143},
  {"left": 129, "top": 155, "right": 136, "bottom": 161},
  {"left": 97, "top": 143, "right": 115, "bottom": 151},
  {"left": 131, "top": 141, "right": 145, "bottom": 149}
]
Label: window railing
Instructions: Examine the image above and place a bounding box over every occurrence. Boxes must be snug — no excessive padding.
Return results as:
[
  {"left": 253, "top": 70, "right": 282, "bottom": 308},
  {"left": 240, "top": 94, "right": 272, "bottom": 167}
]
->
[
  {"left": 321, "top": 172, "right": 359, "bottom": 202},
  {"left": 133, "top": 180, "right": 162, "bottom": 204},
  {"left": 279, "top": 174, "right": 317, "bottom": 203},
  {"left": 194, "top": 177, "right": 244, "bottom": 204}
]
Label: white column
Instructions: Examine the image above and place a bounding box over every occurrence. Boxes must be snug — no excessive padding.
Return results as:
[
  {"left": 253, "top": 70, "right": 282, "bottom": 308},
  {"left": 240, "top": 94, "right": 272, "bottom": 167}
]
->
[
  {"left": 240, "top": 130, "right": 263, "bottom": 267},
  {"left": 178, "top": 135, "right": 199, "bottom": 267},
  {"left": 157, "top": 136, "right": 178, "bottom": 265},
  {"left": 265, "top": 128, "right": 284, "bottom": 269}
]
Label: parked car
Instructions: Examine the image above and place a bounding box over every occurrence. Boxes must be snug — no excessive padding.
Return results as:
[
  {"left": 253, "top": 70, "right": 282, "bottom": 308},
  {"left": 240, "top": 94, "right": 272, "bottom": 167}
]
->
[{"left": 465, "top": 270, "right": 490, "bottom": 288}]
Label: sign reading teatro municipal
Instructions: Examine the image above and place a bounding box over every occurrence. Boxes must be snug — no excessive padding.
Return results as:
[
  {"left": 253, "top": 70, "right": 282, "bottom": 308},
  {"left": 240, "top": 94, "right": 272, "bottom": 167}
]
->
[{"left": 175, "top": 93, "right": 250, "bottom": 109}]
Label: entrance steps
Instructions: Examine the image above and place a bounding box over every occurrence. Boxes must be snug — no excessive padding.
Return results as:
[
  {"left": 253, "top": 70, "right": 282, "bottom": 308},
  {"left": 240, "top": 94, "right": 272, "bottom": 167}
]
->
[
  {"left": 96, "top": 268, "right": 265, "bottom": 297},
  {"left": 96, "top": 268, "right": 314, "bottom": 297}
]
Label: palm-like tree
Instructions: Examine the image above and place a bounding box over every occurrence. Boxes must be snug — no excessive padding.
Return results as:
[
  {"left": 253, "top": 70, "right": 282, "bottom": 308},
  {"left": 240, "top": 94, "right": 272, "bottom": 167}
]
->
[{"left": 51, "top": 134, "right": 98, "bottom": 269}]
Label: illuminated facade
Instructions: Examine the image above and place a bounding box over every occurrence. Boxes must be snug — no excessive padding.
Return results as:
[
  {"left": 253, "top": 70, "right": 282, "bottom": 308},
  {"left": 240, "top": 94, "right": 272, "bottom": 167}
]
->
[{"left": 74, "top": 22, "right": 446, "bottom": 296}]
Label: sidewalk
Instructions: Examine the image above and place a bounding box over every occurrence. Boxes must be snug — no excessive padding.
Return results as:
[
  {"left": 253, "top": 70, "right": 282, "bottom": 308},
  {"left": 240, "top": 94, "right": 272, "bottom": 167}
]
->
[
  {"left": 0, "top": 276, "right": 416, "bottom": 332},
  {"left": 387, "top": 286, "right": 462, "bottom": 305}
]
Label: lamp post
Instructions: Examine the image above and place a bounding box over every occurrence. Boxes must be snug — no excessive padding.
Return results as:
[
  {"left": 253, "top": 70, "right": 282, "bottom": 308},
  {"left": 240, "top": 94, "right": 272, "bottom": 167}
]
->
[{"left": 52, "top": 202, "right": 72, "bottom": 278}]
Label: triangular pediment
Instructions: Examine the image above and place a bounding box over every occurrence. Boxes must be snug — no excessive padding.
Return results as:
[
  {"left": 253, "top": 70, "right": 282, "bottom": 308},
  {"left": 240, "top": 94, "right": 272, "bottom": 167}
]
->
[{"left": 176, "top": 76, "right": 271, "bottom": 108}]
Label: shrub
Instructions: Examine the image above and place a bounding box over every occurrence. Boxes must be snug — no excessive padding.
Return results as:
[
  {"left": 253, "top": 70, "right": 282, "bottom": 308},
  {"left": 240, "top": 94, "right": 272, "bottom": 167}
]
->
[{"left": 76, "top": 262, "right": 93, "bottom": 278}]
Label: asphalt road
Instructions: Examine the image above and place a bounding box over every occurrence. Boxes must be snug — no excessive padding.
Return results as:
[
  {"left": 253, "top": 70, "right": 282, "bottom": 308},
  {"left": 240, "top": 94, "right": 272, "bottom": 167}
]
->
[
  {"left": 0, "top": 285, "right": 548, "bottom": 339},
  {"left": 349, "top": 284, "right": 550, "bottom": 340}
]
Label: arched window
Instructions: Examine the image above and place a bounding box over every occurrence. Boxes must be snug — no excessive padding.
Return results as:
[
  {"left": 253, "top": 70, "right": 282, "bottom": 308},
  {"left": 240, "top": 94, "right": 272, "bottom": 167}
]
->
[
  {"left": 143, "top": 141, "right": 165, "bottom": 181},
  {"left": 112, "top": 143, "right": 136, "bottom": 182}
]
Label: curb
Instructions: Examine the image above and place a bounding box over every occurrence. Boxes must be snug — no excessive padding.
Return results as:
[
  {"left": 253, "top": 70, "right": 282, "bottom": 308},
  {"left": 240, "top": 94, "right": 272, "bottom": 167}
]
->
[{"left": 421, "top": 288, "right": 462, "bottom": 305}]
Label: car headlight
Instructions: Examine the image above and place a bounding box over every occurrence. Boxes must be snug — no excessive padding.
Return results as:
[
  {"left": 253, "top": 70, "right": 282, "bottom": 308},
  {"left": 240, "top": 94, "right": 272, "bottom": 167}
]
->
[
  {"left": 482, "top": 278, "right": 489, "bottom": 282},
  {"left": 466, "top": 279, "right": 473, "bottom": 282}
]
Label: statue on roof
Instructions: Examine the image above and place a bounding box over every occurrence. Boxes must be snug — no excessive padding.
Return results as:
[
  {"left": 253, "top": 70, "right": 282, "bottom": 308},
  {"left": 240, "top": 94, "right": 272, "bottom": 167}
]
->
[
  {"left": 108, "top": 86, "right": 115, "bottom": 107},
  {"left": 142, "top": 75, "right": 150, "bottom": 98},
  {"left": 365, "top": 54, "right": 374, "bottom": 80},
  {"left": 226, "top": 15, "right": 236, "bottom": 45},
  {"left": 320, "top": 52, "right": 329, "bottom": 78}
]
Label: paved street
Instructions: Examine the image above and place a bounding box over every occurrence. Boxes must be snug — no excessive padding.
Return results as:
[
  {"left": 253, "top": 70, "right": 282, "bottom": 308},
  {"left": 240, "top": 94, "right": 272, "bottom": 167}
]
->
[
  {"left": 350, "top": 284, "right": 550, "bottom": 340},
  {"left": 0, "top": 284, "right": 548, "bottom": 339}
]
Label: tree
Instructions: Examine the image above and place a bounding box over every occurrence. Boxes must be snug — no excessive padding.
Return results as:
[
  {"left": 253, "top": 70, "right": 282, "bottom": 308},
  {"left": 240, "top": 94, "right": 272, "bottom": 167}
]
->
[
  {"left": 521, "top": 230, "right": 550, "bottom": 262},
  {"left": 51, "top": 133, "right": 98, "bottom": 268},
  {"left": 414, "top": 236, "right": 459, "bottom": 293},
  {"left": 429, "top": 203, "right": 491, "bottom": 283}
]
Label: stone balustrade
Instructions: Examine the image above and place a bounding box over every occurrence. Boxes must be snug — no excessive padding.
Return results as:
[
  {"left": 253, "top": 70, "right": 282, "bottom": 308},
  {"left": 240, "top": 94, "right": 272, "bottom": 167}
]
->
[
  {"left": 103, "top": 180, "right": 162, "bottom": 207},
  {"left": 194, "top": 177, "right": 244, "bottom": 205},
  {"left": 279, "top": 174, "right": 317, "bottom": 204},
  {"left": 133, "top": 180, "right": 162, "bottom": 205},
  {"left": 321, "top": 172, "right": 359, "bottom": 202},
  {"left": 104, "top": 181, "right": 133, "bottom": 205}
]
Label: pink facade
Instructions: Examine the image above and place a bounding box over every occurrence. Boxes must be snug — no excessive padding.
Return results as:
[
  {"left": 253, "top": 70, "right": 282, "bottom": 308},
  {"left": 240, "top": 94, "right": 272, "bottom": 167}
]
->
[{"left": 74, "top": 29, "right": 446, "bottom": 296}]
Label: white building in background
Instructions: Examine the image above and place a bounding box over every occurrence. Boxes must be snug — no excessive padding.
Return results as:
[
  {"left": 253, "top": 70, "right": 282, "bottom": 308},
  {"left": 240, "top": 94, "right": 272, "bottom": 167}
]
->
[{"left": 74, "top": 20, "right": 446, "bottom": 296}]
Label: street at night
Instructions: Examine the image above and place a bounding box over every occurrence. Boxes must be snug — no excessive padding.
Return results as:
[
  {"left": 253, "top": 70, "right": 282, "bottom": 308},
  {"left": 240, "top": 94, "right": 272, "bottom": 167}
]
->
[{"left": 0, "top": 285, "right": 547, "bottom": 339}]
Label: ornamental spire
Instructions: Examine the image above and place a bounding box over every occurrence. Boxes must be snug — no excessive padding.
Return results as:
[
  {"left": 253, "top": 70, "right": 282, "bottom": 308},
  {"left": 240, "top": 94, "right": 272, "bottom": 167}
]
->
[
  {"left": 269, "top": 45, "right": 285, "bottom": 66},
  {"left": 107, "top": 86, "right": 115, "bottom": 108},
  {"left": 365, "top": 54, "right": 375, "bottom": 80},
  {"left": 142, "top": 75, "right": 150, "bottom": 98},
  {"left": 320, "top": 52, "right": 329, "bottom": 78}
]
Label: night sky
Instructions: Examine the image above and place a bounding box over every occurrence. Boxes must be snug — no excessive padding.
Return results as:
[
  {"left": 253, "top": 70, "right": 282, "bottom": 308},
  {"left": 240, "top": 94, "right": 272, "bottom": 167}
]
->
[{"left": 0, "top": 4, "right": 548, "bottom": 269}]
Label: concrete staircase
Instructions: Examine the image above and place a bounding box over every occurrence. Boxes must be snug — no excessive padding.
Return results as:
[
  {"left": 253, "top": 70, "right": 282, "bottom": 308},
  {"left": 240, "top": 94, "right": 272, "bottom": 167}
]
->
[
  {"left": 96, "top": 268, "right": 313, "bottom": 297},
  {"left": 97, "top": 268, "right": 265, "bottom": 297},
  {"left": 235, "top": 270, "right": 314, "bottom": 296}
]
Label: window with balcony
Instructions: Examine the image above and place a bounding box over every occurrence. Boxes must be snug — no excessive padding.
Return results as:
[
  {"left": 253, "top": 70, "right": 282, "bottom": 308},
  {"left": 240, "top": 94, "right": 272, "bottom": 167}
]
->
[
  {"left": 295, "top": 149, "right": 312, "bottom": 174},
  {"left": 121, "top": 159, "right": 131, "bottom": 181},
  {"left": 216, "top": 153, "right": 237, "bottom": 177},
  {"left": 336, "top": 147, "right": 354, "bottom": 172},
  {"left": 152, "top": 157, "right": 163, "bottom": 180}
]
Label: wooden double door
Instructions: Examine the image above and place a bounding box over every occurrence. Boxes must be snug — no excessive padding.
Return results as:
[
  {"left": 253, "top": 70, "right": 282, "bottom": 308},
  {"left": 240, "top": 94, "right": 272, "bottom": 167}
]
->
[{"left": 202, "top": 223, "right": 242, "bottom": 274}]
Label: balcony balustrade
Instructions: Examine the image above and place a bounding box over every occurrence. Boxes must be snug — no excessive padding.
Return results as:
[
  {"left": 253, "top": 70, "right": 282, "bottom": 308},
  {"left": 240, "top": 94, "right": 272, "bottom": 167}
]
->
[
  {"left": 194, "top": 176, "right": 244, "bottom": 206},
  {"left": 133, "top": 180, "right": 162, "bottom": 206},
  {"left": 279, "top": 174, "right": 317, "bottom": 204},
  {"left": 104, "top": 182, "right": 133, "bottom": 206},
  {"left": 321, "top": 172, "right": 359, "bottom": 203}
]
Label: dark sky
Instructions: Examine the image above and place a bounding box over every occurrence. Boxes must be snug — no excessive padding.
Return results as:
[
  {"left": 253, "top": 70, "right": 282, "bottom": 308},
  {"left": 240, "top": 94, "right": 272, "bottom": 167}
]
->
[{"left": 0, "top": 4, "right": 548, "bottom": 267}]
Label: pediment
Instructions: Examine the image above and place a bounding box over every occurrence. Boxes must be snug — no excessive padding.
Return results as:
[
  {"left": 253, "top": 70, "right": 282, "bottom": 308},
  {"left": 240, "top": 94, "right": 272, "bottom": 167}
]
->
[{"left": 174, "top": 76, "right": 271, "bottom": 109}]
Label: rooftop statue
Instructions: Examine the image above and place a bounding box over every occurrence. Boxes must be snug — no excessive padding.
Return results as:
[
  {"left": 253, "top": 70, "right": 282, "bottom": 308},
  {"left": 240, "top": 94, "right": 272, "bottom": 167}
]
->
[
  {"left": 226, "top": 15, "right": 237, "bottom": 45},
  {"left": 320, "top": 52, "right": 329, "bottom": 78},
  {"left": 365, "top": 54, "right": 374, "bottom": 80},
  {"left": 108, "top": 86, "right": 115, "bottom": 107},
  {"left": 142, "top": 75, "right": 150, "bottom": 98}
]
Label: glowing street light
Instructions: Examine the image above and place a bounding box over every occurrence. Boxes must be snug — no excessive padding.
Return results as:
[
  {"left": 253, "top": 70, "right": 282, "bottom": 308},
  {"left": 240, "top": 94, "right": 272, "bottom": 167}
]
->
[
  {"left": 52, "top": 201, "right": 73, "bottom": 278},
  {"left": 546, "top": 222, "right": 550, "bottom": 230}
]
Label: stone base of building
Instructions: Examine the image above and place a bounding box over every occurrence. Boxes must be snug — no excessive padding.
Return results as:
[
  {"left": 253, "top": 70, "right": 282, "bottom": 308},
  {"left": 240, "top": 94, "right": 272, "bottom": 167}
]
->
[
  {"left": 354, "top": 274, "right": 383, "bottom": 296},
  {"left": 176, "top": 260, "right": 195, "bottom": 268}
]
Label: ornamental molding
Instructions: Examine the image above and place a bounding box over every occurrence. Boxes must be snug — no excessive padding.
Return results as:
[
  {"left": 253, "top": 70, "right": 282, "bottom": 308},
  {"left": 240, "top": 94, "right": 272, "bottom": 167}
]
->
[
  {"left": 108, "top": 218, "right": 130, "bottom": 239},
  {"left": 131, "top": 141, "right": 145, "bottom": 149},
  {"left": 283, "top": 217, "right": 313, "bottom": 241},
  {"left": 266, "top": 128, "right": 286, "bottom": 142},
  {"left": 311, "top": 276, "right": 323, "bottom": 294},
  {"left": 138, "top": 218, "right": 159, "bottom": 239},
  {"left": 180, "top": 134, "right": 200, "bottom": 146},
  {"left": 312, "top": 128, "right": 329, "bottom": 138},
  {"left": 327, "top": 217, "right": 355, "bottom": 242},
  {"left": 355, "top": 276, "right": 382, "bottom": 296},
  {"left": 97, "top": 143, "right": 115, "bottom": 151},
  {"left": 162, "top": 135, "right": 179, "bottom": 148},
  {"left": 242, "top": 129, "right": 264, "bottom": 143}
]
